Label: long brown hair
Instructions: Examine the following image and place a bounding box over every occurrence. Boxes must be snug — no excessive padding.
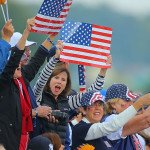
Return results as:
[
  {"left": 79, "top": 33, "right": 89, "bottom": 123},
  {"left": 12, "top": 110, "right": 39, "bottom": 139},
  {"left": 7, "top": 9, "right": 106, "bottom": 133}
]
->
[
  {"left": 42, "top": 132, "right": 62, "bottom": 150},
  {"left": 44, "top": 66, "right": 71, "bottom": 97}
]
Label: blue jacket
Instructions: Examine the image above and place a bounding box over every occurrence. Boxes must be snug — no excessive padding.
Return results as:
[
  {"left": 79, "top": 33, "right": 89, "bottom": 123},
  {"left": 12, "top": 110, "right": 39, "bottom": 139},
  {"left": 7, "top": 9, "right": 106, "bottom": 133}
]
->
[{"left": 0, "top": 39, "right": 11, "bottom": 74}]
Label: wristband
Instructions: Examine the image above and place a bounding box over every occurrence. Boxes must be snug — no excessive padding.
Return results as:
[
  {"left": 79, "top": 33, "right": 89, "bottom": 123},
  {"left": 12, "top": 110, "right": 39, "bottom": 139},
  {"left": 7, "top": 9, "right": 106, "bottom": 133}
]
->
[
  {"left": 35, "top": 109, "right": 38, "bottom": 118},
  {"left": 47, "top": 37, "right": 54, "bottom": 45},
  {"left": 33, "top": 109, "right": 38, "bottom": 127}
]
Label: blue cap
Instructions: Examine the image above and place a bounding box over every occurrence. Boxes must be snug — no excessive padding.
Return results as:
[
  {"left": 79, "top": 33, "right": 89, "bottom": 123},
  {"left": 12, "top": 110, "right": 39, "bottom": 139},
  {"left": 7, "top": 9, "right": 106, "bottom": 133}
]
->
[
  {"left": 80, "top": 90, "right": 104, "bottom": 107},
  {"left": 27, "top": 135, "right": 53, "bottom": 150},
  {"left": 105, "top": 83, "right": 139, "bottom": 102}
]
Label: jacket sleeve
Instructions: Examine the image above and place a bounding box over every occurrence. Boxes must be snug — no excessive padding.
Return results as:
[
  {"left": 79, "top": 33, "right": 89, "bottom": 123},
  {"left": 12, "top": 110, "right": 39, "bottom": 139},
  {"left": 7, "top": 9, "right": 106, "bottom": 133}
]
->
[
  {"left": 0, "top": 39, "right": 11, "bottom": 74},
  {"left": 87, "top": 75, "right": 105, "bottom": 91},
  {"left": 0, "top": 47, "right": 24, "bottom": 83},
  {"left": 22, "top": 45, "right": 49, "bottom": 82},
  {"left": 68, "top": 75, "right": 105, "bottom": 110}
]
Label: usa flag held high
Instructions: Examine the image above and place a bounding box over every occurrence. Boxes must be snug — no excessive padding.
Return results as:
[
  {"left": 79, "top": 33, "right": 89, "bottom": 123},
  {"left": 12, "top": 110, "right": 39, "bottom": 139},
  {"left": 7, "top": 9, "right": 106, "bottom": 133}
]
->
[
  {"left": 31, "top": 0, "right": 73, "bottom": 35},
  {"left": 78, "top": 65, "right": 86, "bottom": 92},
  {"left": 60, "top": 21, "right": 112, "bottom": 68}
]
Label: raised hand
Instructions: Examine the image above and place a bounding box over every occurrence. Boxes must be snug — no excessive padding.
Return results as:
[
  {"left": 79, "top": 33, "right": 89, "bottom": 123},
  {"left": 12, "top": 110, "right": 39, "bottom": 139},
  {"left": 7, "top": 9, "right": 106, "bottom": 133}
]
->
[
  {"left": 99, "top": 55, "right": 112, "bottom": 77},
  {"left": 54, "top": 40, "right": 64, "bottom": 58},
  {"left": 133, "top": 93, "right": 150, "bottom": 111},
  {"left": 26, "top": 17, "right": 35, "bottom": 32},
  {"left": 106, "top": 55, "right": 112, "bottom": 66},
  {"left": 1, "top": 19, "right": 14, "bottom": 42},
  {"left": 17, "top": 17, "right": 35, "bottom": 50}
]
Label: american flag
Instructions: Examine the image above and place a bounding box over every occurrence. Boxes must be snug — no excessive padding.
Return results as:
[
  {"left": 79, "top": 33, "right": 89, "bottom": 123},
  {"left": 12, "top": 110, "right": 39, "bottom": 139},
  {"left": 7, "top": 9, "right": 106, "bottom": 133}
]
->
[
  {"left": 31, "top": 0, "right": 73, "bottom": 35},
  {"left": 78, "top": 65, "right": 86, "bottom": 92},
  {"left": 60, "top": 21, "right": 112, "bottom": 68}
]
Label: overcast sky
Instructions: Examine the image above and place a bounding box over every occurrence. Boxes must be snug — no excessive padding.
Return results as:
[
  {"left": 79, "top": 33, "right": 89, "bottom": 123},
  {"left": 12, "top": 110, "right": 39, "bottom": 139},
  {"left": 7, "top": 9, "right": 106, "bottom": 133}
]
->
[{"left": 13, "top": 0, "right": 150, "bottom": 18}]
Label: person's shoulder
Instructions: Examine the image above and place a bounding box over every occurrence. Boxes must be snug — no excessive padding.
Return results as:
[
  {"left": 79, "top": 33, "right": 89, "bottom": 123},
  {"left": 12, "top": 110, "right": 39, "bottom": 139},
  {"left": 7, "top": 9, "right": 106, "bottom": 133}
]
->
[
  {"left": 73, "top": 120, "right": 91, "bottom": 129},
  {"left": 0, "top": 39, "right": 10, "bottom": 46},
  {"left": 104, "top": 114, "right": 117, "bottom": 122},
  {"left": 68, "top": 89, "right": 77, "bottom": 96}
]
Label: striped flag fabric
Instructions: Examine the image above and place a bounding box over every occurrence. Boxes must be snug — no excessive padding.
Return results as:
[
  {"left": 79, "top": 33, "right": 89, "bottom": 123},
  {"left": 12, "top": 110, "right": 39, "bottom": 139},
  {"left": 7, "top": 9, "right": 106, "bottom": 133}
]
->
[
  {"left": 78, "top": 65, "right": 86, "bottom": 92},
  {"left": 31, "top": 0, "right": 73, "bottom": 35},
  {"left": 126, "top": 88, "right": 139, "bottom": 100},
  {"left": 60, "top": 21, "right": 112, "bottom": 68}
]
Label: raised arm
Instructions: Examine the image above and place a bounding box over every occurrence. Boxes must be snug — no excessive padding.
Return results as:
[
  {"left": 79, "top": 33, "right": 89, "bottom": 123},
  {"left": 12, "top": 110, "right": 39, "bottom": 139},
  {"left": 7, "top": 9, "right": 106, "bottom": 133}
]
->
[
  {"left": 33, "top": 40, "right": 63, "bottom": 103},
  {"left": 22, "top": 28, "right": 58, "bottom": 82},
  {"left": 68, "top": 55, "right": 112, "bottom": 109},
  {"left": 0, "top": 20, "right": 14, "bottom": 74},
  {"left": 85, "top": 93, "right": 150, "bottom": 140},
  {"left": 0, "top": 18, "right": 34, "bottom": 81},
  {"left": 87, "top": 55, "right": 112, "bottom": 91}
]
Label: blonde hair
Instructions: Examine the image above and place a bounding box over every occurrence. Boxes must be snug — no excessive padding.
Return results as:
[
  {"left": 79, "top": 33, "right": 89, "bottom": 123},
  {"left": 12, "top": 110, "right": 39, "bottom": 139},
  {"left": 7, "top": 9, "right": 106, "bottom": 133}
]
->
[{"left": 105, "top": 98, "right": 120, "bottom": 114}]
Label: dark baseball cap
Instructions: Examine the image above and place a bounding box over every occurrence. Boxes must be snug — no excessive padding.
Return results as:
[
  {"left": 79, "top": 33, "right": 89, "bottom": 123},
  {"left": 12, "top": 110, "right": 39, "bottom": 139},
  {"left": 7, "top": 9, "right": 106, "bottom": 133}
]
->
[{"left": 27, "top": 135, "right": 53, "bottom": 150}]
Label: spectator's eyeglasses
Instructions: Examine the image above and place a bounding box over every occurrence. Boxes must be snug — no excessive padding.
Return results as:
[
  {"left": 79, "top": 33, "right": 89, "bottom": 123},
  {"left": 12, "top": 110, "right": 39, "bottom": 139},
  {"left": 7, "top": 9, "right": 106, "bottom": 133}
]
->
[
  {"left": 89, "top": 101, "right": 104, "bottom": 108},
  {"left": 16, "top": 67, "right": 21, "bottom": 71}
]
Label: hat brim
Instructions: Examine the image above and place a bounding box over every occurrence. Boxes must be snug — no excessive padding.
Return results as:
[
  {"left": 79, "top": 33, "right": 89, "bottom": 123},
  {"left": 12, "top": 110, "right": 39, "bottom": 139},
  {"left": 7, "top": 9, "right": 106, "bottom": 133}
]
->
[{"left": 25, "top": 40, "right": 36, "bottom": 47}]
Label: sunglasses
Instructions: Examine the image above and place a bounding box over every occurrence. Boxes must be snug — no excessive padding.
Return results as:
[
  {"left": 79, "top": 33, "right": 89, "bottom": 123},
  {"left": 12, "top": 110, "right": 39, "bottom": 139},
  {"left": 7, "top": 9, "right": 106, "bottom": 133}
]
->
[{"left": 16, "top": 67, "right": 21, "bottom": 71}]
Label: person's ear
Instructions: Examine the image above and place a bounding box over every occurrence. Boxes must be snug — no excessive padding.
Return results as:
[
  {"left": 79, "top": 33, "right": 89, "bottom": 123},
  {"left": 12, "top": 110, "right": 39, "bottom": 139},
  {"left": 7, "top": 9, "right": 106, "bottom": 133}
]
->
[{"left": 110, "top": 103, "right": 116, "bottom": 110}]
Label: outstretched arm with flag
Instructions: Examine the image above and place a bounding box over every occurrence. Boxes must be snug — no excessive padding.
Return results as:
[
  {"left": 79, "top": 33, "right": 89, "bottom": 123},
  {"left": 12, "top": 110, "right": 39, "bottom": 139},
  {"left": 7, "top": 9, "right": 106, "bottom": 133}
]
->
[{"left": 68, "top": 55, "right": 112, "bottom": 109}]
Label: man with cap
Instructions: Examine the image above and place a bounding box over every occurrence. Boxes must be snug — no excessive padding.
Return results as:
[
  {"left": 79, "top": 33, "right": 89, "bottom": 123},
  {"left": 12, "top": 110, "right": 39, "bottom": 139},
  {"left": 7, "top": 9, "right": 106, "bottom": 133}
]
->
[
  {"left": 9, "top": 32, "right": 36, "bottom": 66},
  {"left": 104, "top": 83, "right": 150, "bottom": 150},
  {"left": 0, "top": 29, "right": 36, "bottom": 74},
  {"left": 7, "top": 27, "right": 57, "bottom": 140},
  {"left": 7, "top": 30, "right": 52, "bottom": 140},
  {"left": 71, "top": 90, "right": 150, "bottom": 150}
]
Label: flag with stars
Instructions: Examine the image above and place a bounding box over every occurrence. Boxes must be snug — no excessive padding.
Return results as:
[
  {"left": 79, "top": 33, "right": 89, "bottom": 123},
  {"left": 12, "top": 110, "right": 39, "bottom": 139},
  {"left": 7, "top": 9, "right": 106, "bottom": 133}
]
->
[
  {"left": 31, "top": 0, "right": 73, "bottom": 35},
  {"left": 60, "top": 21, "right": 112, "bottom": 68},
  {"left": 78, "top": 65, "right": 86, "bottom": 92}
]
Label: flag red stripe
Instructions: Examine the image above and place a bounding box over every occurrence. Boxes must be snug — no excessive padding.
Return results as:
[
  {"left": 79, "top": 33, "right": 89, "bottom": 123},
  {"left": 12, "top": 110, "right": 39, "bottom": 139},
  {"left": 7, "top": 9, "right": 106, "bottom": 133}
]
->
[
  {"left": 63, "top": 45, "right": 109, "bottom": 56},
  {"left": 61, "top": 8, "right": 70, "bottom": 13},
  {"left": 92, "top": 30, "right": 112, "bottom": 37},
  {"left": 60, "top": 58, "right": 111, "bottom": 69},
  {"left": 92, "top": 37, "right": 111, "bottom": 44},
  {"left": 93, "top": 24, "right": 112, "bottom": 31},
  {"left": 90, "top": 44, "right": 110, "bottom": 50},
  {"left": 34, "top": 23, "right": 62, "bottom": 29},
  {"left": 35, "top": 16, "right": 65, "bottom": 24},
  {"left": 64, "top": 2, "right": 72, "bottom": 7},
  {"left": 61, "top": 52, "right": 107, "bottom": 62},
  {"left": 31, "top": 29, "right": 58, "bottom": 35},
  {"left": 91, "top": 94, "right": 103, "bottom": 103},
  {"left": 128, "top": 92, "right": 137, "bottom": 99},
  {"left": 60, "top": 14, "right": 68, "bottom": 18},
  {"left": 80, "top": 88, "right": 86, "bottom": 92}
]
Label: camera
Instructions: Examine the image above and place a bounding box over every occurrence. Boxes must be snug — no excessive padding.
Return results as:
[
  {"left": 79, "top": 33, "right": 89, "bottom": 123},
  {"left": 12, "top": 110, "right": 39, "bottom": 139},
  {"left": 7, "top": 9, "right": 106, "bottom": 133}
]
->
[{"left": 51, "top": 110, "right": 68, "bottom": 119}]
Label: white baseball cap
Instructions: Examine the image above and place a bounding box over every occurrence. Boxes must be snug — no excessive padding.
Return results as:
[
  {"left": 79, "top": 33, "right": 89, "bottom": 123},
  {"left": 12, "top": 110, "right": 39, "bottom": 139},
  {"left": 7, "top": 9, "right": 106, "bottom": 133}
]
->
[{"left": 9, "top": 32, "right": 36, "bottom": 47}]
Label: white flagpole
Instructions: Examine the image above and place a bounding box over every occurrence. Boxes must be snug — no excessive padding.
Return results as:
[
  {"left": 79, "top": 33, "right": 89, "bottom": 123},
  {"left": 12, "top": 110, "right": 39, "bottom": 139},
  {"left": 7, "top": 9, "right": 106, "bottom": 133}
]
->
[
  {"left": 1, "top": 5, "right": 6, "bottom": 22},
  {"left": 5, "top": 0, "right": 9, "bottom": 20}
]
